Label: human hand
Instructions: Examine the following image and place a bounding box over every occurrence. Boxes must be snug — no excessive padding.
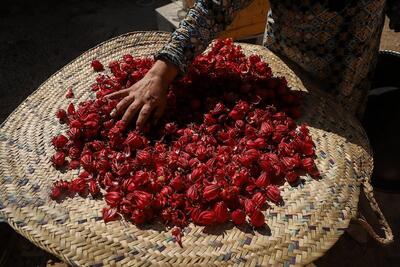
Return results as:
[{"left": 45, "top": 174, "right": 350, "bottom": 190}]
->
[{"left": 107, "top": 60, "right": 178, "bottom": 129}]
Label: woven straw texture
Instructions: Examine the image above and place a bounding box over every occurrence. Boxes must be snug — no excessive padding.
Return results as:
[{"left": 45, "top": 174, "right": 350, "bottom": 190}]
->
[{"left": 0, "top": 31, "right": 379, "bottom": 266}]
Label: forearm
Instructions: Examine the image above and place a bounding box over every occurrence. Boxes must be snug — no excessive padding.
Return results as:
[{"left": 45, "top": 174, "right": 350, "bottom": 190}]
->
[{"left": 155, "top": 0, "right": 255, "bottom": 74}]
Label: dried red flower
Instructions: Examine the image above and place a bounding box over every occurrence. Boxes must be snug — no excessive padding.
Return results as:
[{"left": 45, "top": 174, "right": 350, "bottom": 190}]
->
[
  {"left": 171, "top": 227, "right": 183, "bottom": 247},
  {"left": 250, "top": 210, "right": 265, "bottom": 227},
  {"left": 231, "top": 209, "right": 246, "bottom": 225},
  {"left": 67, "top": 103, "right": 75, "bottom": 116},
  {"left": 131, "top": 209, "right": 146, "bottom": 224},
  {"left": 252, "top": 192, "right": 267, "bottom": 208},
  {"left": 102, "top": 207, "right": 119, "bottom": 223},
  {"left": 67, "top": 127, "right": 81, "bottom": 141},
  {"left": 186, "top": 185, "right": 199, "bottom": 201},
  {"left": 66, "top": 87, "right": 74, "bottom": 98},
  {"left": 50, "top": 186, "right": 62, "bottom": 200},
  {"left": 132, "top": 190, "right": 152, "bottom": 210},
  {"left": 52, "top": 151, "right": 66, "bottom": 168},
  {"left": 197, "top": 210, "right": 215, "bottom": 226},
  {"left": 105, "top": 191, "right": 121, "bottom": 207},
  {"left": 88, "top": 180, "right": 101, "bottom": 197},
  {"left": 266, "top": 185, "right": 282, "bottom": 204},
  {"left": 68, "top": 160, "right": 80, "bottom": 170},
  {"left": 91, "top": 60, "right": 104, "bottom": 72},
  {"left": 56, "top": 109, "right": 68, "bottom": 123},
  {"left": 244, "top": 199, "right": 256, "bottom": 215},
  {"left": 255, "top": 172, "right": 270, "bottom": 188},
  {"left": 203, "top": 184, "right": 220, "bottom": 201},
  {"left": 136, "top": 150, "right": 152, "bottom": 165},
  {"left": 214, "top": 202, "right": 229, "bottom": 223},
  {"left": 69, "top": 177, "right": 87, "bottom": 194},
  {"left": 286, "top": 171, "right": 299, "bottom": 184},
  {"left": 80, "top": 154, "right": 94, "bottom": 171},
  {"left": 52, "top": 135, "right": 68, "bottom": 150}
]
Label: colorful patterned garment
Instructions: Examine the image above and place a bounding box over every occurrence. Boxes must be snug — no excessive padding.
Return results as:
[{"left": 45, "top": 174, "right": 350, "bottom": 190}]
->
[{"left": 155, "top": 0, "right": 400, "bottom": 116}]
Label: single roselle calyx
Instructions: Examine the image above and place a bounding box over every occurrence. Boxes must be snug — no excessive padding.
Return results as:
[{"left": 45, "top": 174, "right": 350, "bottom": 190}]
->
[
  {"left": 186, "top": 185, "right": 198, "bottom": 201},
  {"left": 68, "top": 146, "right": 81, "bottom": 159},
  {"left": 91, "top": 59, "right": 104, "bottom": 72},
  {"left": 88, "top": 180, "right": 101, "bottom": 197},
  {"left": 266, "top": 185, "right": 282, "bottom": 204},
  {"left": 68, "top": 160, "right": 80, "bottom": 170},
  {"left": 250, "top": 210, "right": 265, "bottom": 227},
  {"left": 255, "top": 172, "right": 270, "bottom": 188},
  {"left": 52, "top": 151, "right": 66, "bottom": 168},
  {"left": 188, "top": 163, "right": 203, "bottom": 178},
  {"left": 197, "top": 210, "right": 216, "bottom": 226},
  {"left": 66, "top": 87, "right": 74, "bottom": 98},
  {"left": 96, "top": 158, "right": 111, "bottom": 172},
  {"left": 133, "top": 171, "right": 150, "bottom": 186},
  {"left": 231, "top": 209, "right": 246, "bottom": 225},
  {"left": 102, "top": 207, "right": 119, "bottom": 223},
  {"left": 124, "top": 131, "right": 144, "bottom": 150},
  {"left": 50, "top": 39, "right": 319, "bottom": 246},
  {"left": 80, "top": 153, "right": 94, "bottom": 171},
  {"left": 56, "top": 109, "right": 68, "bottom": 123},
  {"left": 282, "top": 156, "right": 300, "bottom": 170},
  {"left": 204, "top": 114, "right": 217, "bottom": 125},
  {"left": 69, "top": 119, "right": 82, "bottom": 128},
  {"left": 52, "top": 135, "right": 69, "bottom": 150},
  {"left": 302, "top": 157, "right": 315, "bottom": 172},
  {"left": 211, "top": 102, "right": 226, "bottom": 115},
  {"left": 50, "top": 186, "right": 62, "bottom": 200},
  {"left": 244, "top": 198, "right": 256, "bottom": 215},
  {"left": 286, "top": 171, "right": 299, "bottom": 184},
  {"left": 203, "top": 184, "right": 220, "bottom": 201},
  {"left": 171, "top": 227, "right": 183, "bottom": 247},
  {"left": 136, "top": 150, "right": 152, "bottom": 165},
  {"left": 228, "top": 109, "right": 244, "bottom": 121},
  {"left": 69, "top": 177, "right": 87, "bottom": 195},
  {"left": 252, "top": 192, "right": 267, "bottom": 208},
  {"left": 105, "top": 191, "right": 121, "bottom": 207},
  {"left": 170, "top": 175, "right": 184, "bottom": 191},
  {"left": 67, "top": 103, "right": 75, "bottom": 116},
  {"left": 68, "top": 127, "right": 81, "bottom": 141},
  {"left": 131, "top": 209, "right": 146, "bottom": 225},
  {"left": 132, "top": 190, "right": 152, "bottom": 210},
  {"left": 214, "top": 202, "right": 229, "bottom": 223}
]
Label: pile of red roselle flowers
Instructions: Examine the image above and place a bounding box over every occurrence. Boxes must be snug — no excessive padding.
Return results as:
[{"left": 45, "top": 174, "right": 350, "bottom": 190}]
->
[{"left": 50, "top": 39, "right": 319, "bottom": 245}]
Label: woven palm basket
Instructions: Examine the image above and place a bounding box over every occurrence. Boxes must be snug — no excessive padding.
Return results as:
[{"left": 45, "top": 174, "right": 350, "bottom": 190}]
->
[{"left": 0, "top": 32, "right": 393, "bottom": 266}]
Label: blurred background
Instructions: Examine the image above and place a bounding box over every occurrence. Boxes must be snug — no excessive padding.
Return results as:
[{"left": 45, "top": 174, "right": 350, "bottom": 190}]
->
[{"left": 0, "top": 0, "right": 399, "bottom": 266}]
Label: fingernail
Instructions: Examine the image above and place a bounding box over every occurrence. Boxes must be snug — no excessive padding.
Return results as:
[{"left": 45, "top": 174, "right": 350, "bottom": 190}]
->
[{"left": 110, "top": 109, "right": 116, "bottom": 117}]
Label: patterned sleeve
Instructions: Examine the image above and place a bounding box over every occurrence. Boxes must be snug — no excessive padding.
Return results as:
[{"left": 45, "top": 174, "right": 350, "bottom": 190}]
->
[
  {"left": 155, "top": 0, "right": 255, "bottom": 73},
  {"left": 387, "top": 0, "right": 400, "bottom": 32}
]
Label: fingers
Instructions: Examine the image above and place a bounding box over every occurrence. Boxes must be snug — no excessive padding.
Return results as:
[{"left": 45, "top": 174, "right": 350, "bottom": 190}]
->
[
  {"left": 122, "top": 100, "right": 142, "bottom": 125},
  {"left": 136, "top": 104, "right": 155, "bottom": 129},
  {"left": 106, "top": 88, "right": 130, "bottom": 99},
  {"left": 153, "top": 102, "right": 166, "bottom": 125},
  {"left": 114, "top": 94, "right": 135, "bottom": 117}
]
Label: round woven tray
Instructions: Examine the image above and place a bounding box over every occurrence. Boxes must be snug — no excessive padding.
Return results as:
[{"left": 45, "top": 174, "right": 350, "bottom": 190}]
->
[{"left": 0, "top": 31, "right": 392, "bottom": 266}]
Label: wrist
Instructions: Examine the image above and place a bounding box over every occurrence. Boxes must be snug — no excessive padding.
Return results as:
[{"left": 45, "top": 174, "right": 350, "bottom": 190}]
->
[{"left": 148, "top": 59, "right": 179, "bottom": 86}]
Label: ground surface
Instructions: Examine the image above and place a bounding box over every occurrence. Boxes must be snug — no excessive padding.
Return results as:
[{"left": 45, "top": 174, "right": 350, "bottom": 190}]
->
[{"left": 0, "top": 1, "right": 400, "bottom": 266}]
